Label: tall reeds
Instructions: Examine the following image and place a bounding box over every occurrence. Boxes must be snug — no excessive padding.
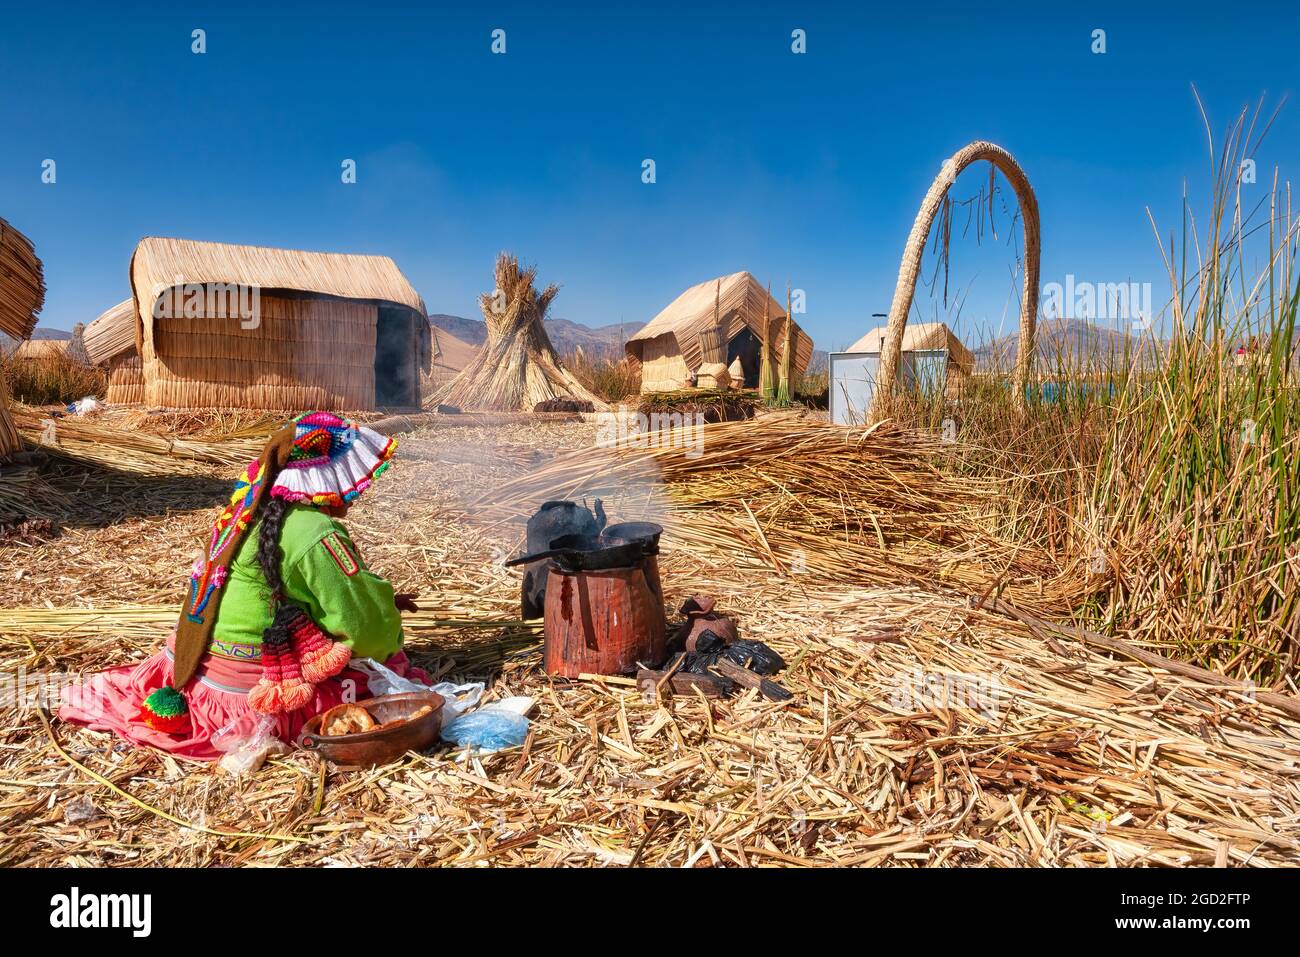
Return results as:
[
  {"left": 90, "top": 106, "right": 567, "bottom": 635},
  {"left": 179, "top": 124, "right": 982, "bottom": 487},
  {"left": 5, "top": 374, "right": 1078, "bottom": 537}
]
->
[
  {"left": 888, "top": 100, "right": 1300, "bottom": 683},
  {"left": 0, "top": 350, "right": 106, "bottom": 406}
]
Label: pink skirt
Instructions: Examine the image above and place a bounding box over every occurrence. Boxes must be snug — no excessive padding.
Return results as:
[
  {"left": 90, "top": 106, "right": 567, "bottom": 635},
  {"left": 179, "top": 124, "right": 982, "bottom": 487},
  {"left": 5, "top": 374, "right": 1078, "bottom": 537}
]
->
[{"left": 58, "top": 633, "right": 429, "bottom": 761}]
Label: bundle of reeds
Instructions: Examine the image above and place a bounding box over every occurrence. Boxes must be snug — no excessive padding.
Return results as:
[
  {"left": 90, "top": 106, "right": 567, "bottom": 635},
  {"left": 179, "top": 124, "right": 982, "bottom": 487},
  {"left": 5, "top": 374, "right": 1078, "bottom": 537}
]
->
[
  {"left": 0, "top": 464, "right": 65, "bottom": 519},
  {"left": 11, "top": 408, "right": 266, "bottom": 474},
  {"left": 0, "top": 218, "right": 45, "bottom": 461},
  {"left": 431, "top": 254, "right": 607, "bottom": 412},
  {"left": 0, "top": 377, "right": 19, "bottom": 459},
  {"left": 0, "top": 218, "right": 44, "bottom": 342},
  {"left": 103, "top": 408, "right": 283, "bottom": 440},
  {"left": 562, "top": 349, "right": 640, "bottom": 402}
]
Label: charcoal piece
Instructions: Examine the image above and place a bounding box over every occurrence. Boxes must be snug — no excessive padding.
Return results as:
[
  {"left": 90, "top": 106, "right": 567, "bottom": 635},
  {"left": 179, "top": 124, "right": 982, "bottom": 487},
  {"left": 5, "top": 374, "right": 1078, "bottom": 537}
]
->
[
  {"left": 692, "top": 628, "right": 725, "bottom": 654},
  {"left": 719, "top": 639, "right": 785, "bottom": 676}
]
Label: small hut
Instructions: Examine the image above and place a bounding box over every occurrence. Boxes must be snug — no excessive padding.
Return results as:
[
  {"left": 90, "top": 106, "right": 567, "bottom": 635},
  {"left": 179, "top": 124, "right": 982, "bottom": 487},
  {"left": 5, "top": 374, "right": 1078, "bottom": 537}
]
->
[
  {"left": 128, "top": 238, "right": 431, "bottom": 411},
  {"left": 829, "top": 321, "right": 973, "bottom": 425},
  {"left": 10, "top": 329, "right": 90, "bottom": 366},
  {"left": 626, "top": 271, "right": 813, "bottom": 392},
  {"left": 0, "top": 218, "right": 45, "bottom": 459},
  {"left": 83, "top": 298, "right": 144, "bottom": 404}
]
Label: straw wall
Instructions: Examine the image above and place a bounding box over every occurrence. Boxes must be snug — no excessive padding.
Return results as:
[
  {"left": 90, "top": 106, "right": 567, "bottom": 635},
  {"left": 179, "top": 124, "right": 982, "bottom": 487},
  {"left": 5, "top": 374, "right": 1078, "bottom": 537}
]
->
[
  {"left": 638, "top": 333, "right": 691, "bottom": 392},
  {"left": 105, "top": 352, "right": 146, "bottom": 405},
  {"left": 143, "top": 292, "right": 377, "bottom": 410},
  {"left": 0, "top": 377, "right": 19, "bottom": 459}
]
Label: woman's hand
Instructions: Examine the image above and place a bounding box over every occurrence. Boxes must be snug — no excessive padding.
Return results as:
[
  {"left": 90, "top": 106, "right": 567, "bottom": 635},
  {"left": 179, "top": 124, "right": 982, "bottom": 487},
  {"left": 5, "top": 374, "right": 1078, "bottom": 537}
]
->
[{"left": 393, "top": 593, "right": 420, "bottom": 613}]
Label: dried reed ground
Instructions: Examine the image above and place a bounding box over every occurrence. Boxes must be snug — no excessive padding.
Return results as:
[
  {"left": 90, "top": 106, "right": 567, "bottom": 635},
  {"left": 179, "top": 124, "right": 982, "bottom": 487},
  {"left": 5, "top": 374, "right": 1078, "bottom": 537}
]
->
[{"left": 1, "top": 418, "right": 1298, "bottom": 867}]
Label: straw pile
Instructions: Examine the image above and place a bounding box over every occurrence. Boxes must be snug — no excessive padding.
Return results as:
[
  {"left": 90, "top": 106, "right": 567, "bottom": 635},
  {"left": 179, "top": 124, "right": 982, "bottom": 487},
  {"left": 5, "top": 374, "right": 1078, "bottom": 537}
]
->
[
  {"left": 10, "top": 407, "right": 265, "bottom": 475},
  {"left": 0, "top": 465, "right": 66, "bottom": 520},
  {"left": 476, "top": 413, "right": 1085, "bottom": 616},
  {"left": 5, "top": 418, "right": 1300, "bottom": 867},
  {"left": 431, "top": 253, "right": 607, "bottom": 412}
]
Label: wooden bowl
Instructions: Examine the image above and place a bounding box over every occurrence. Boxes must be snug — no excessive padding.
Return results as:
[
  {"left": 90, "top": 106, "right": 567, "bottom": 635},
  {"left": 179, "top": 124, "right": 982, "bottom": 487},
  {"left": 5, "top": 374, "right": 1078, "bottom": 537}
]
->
[{"left": 300, "top": 691, "right": 445, "bottom": 767}]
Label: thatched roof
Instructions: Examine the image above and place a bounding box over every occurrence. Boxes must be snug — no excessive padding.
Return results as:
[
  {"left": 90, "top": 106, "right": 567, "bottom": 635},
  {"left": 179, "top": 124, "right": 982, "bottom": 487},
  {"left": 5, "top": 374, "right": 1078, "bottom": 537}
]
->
[
  {"left": 626, "top": 271, "right": 814, "bottom": 374},
  {"left": 83, "top": 298, "right": 137, "bottom": 366},
  {"left": 11, "top": 339, "right": 68, "bottom": 360},
  {"left": 0, "top": 218, "right": 44, "bottom": 341},
  {"left": 130, "top": 236, "right": 428, "bottom": 324},
  {"left": 844, "top": 321, "right": 974, "bottom": 373}
]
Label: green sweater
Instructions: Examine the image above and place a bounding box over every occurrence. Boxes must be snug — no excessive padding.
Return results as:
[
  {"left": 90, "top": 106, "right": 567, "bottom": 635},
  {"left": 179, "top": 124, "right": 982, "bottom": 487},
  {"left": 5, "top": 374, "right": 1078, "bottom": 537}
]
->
[{"left": 207, "top": 505, "right": 404, "bottom": 664}]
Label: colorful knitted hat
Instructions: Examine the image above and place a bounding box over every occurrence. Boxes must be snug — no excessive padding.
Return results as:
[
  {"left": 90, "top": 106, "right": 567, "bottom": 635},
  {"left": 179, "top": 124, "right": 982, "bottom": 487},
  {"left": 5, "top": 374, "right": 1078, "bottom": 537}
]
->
[{"left": 271, "top": 412, "right": 397, "bottom": 509}]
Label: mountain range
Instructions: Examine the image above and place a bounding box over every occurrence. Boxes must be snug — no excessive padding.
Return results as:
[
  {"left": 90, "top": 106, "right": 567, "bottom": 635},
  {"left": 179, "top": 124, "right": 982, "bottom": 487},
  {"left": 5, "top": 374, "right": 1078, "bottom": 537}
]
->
[
  {"left": 429, "top": 314, "right": 633, "bottom": 357},
  {"left": 430, "top": 314, "right": 832, "bottom": 371},
  {"left": 971, "top": 318, "right": 1160, "bottom": 370}
]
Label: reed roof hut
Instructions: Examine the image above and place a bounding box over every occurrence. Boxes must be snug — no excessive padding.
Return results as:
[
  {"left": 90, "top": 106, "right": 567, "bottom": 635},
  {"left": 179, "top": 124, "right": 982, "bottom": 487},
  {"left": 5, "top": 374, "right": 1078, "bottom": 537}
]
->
[
  {"left": 844, "top": 321, "right": 974, "bottom": 372},
  {"left": 8, "top": 338, "right": 64, "bottom": 360},
  {"left": 84, "top": 298, "right": 144, "bottom": 404},
  {"left": 830, "top": 321, "right": 973, "bottom": 425},
  {"left": 432, "top": 253, "right": 605, "bottom": 412},
  {"left": 128, "top": 238, "right": 432, "bottom": 411},
  {"left": 0, "top": 218, "right": 45, "bottom": 459},
  {"left": 626, "top": 271, "right": 813, "bottom": 393}
]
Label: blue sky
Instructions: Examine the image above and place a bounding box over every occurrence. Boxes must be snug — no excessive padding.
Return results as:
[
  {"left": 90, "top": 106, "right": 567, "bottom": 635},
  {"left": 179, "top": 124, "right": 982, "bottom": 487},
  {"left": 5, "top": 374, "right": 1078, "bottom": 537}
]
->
[{"left": 1, "top": 1, "right": 1297, "bottom": 348}]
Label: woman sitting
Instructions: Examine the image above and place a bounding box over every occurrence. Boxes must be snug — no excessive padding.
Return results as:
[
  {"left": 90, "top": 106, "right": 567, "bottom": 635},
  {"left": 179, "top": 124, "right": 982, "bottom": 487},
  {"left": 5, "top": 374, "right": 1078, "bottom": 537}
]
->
[{"left": 59, "top": 412, "right": 426, "bottom": 760}]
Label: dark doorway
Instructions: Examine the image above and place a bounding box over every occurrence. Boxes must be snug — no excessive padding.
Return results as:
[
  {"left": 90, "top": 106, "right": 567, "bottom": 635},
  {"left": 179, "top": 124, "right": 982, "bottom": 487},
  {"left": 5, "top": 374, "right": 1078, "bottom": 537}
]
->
[
  {"left": 374, "top": 306, "right": 417, "bottom": 407},
  {"left": 727, "top": 327, "right": 761, "bottom": 388}
]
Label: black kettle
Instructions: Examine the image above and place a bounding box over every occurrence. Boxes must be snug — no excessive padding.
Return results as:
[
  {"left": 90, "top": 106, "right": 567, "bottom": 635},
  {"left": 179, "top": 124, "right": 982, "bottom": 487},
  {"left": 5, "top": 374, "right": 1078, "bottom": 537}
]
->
[{"left": 519, "top": 499, "right": 605, "bottom": 619}]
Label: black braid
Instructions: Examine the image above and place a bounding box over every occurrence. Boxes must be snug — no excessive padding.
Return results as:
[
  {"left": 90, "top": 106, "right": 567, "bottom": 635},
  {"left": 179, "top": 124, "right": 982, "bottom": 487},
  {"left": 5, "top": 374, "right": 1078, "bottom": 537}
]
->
[{"left": 256, "top": 496, "right": 291, "bottom": 607}]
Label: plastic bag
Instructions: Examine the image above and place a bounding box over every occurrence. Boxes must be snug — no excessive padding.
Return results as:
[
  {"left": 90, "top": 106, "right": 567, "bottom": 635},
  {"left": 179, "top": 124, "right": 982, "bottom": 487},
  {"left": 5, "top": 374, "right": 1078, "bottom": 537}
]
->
[
  {"left": 440, "top": 698, "right": 533, "bottom": 753},
  {"left": 349, "top": 657, "right": 484, "bottom": 723},
  {"left": 214, "top": 713, "right": 288, "bottom": 775},
  {"left": 67, "top": 396, "right": 102, "bottom": 416}
]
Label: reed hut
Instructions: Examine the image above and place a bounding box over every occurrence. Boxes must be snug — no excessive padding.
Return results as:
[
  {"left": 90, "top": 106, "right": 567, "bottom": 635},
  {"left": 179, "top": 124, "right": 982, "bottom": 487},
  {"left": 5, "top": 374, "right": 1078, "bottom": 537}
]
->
[
  {"left": 830, "top": 321, "right": 973, "bottom": 425},
  {"left": 0, "top": 218, "right": 45, "bottom": 459},
  {"left": 10, "top": 328, "right": 90, "bottom": 366},
  {"left": 626, "top": 271, "right": 813, "bottom": 393},
  {"left": 128, "top": 238, "right": 431, "bottom": 411},
  {"left": 84, "top": 298, "right": 145, "bottom": 404}
]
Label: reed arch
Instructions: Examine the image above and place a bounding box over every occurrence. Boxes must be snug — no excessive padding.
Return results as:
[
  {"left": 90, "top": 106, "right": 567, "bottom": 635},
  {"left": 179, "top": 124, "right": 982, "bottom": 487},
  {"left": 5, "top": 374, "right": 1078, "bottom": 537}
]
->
[{"left": 868, "top": 140, "right": 1040, "bottom": 419}]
